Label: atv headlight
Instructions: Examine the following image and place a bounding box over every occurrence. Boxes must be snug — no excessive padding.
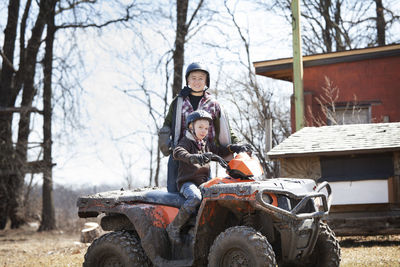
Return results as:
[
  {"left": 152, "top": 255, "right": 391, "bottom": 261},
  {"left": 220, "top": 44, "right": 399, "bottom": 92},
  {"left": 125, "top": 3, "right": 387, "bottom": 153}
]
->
[
  {"left": 259, "top": 192, "right": 278, "bottom": 206},
  {"left": 261, "top": 193, "right": 272, "bottom": 204}
]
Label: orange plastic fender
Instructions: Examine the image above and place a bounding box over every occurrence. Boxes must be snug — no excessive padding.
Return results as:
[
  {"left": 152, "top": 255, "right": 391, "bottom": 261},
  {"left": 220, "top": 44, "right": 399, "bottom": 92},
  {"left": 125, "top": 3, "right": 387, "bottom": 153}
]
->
[{"left": 134, "top": 203, "right": 179, "bottom": 228}]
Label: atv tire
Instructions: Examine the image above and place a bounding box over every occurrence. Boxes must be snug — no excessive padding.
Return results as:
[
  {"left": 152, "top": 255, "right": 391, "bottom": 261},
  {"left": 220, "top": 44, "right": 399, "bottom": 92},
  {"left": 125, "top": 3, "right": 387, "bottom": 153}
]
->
[
  {"left": 83, "top": 230, "right": 152, "bottom": 267},
  {"left": 304, "top": 222, "right": 341, "bottom": 267},
  {"left": 208, "top": 226, "right": 277, "bottom": 267}
]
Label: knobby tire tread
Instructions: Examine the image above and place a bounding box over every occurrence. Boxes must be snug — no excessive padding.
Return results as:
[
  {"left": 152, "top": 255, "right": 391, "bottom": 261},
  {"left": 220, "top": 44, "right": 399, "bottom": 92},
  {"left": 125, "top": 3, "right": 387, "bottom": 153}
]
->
[
  {"left": 208, "top": 225, "right": 277, "bottom": 267},
  {"left": 83, "top": 230, "right": 152, "bottom": 267}
]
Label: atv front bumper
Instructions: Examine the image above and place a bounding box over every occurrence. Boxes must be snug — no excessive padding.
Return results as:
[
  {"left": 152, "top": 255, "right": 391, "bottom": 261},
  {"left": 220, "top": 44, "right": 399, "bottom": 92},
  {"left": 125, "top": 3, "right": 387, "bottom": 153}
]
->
[
  {"left": 255, "top": 181, "right": 332, "bottom": 220},
  {"left": 253, "top": 181, "right": 332, "bottom": 262}
]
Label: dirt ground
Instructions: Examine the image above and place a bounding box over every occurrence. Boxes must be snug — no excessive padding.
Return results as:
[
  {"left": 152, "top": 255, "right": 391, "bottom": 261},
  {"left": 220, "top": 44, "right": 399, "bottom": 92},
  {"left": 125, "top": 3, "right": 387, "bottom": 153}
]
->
[
  {"left": 338, "top": 235, "right": 400, "bottom": 266},
  {"left": 0, "top": 225, "right": 87, "bottom": 267},
  {"left": 1, "top": 225, "right": 400, "bottom": 267}
]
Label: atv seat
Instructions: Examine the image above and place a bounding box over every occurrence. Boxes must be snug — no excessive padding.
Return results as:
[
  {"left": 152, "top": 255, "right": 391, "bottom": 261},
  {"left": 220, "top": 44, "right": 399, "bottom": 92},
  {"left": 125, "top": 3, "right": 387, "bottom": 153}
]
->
[
  {"left": 77, "top": 188, "right": 186, "bottom": 211},
  {"left": 109, "top": 188, "right": 186, "bottom": 208}
]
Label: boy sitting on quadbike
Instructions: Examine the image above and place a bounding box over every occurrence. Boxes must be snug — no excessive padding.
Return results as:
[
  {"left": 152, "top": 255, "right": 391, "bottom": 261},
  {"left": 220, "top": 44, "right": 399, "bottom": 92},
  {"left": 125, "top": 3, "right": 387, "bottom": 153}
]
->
[{"left": 166, "top": 110, "right": 250, "bottom": 245}]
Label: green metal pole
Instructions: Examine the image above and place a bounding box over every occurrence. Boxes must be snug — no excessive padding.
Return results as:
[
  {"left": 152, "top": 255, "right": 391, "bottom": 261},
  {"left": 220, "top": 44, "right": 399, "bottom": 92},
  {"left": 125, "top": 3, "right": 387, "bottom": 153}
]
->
[{"left": 291, "top": 0, "right": 304, "bottom": 131}]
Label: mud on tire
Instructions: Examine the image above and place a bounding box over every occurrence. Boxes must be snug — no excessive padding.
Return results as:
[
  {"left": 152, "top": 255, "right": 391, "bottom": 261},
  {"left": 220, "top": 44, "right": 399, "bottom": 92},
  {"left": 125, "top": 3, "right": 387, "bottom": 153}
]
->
[
  {"left": 208, "top": 226, "right": 277, "bottom": 267},
  {"left": 304, "top": 222, "right": 341, "bottom": 267},
  {"left": 83, "top": 230, "right": 152, "bottom": 267}
]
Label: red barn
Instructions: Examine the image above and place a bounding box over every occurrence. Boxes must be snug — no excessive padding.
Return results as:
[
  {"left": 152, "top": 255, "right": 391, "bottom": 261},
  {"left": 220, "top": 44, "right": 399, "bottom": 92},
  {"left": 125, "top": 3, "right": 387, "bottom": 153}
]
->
[
  {"left": 255, "top": 45, "right": 400, "bottom": 235},
  {"left": 254, "top": 44, "right": 400, "bottom": 132}
]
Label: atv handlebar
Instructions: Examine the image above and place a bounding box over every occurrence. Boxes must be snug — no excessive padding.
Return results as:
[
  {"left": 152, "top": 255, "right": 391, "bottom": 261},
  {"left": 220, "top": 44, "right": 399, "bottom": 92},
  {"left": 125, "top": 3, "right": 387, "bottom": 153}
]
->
[
  {"left": 209, "top": 154, "right": 229, "bottom": 169},
  {"left": 255, "top": 182, "right": 332, "bottom": 220}
]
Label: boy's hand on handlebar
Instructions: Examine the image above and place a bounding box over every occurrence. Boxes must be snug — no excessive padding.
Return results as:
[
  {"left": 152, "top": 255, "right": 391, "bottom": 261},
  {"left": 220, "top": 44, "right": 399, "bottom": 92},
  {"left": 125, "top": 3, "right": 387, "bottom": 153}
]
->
[
  {"left": 203, "top": 152, "right": 214, "bottom": 162},
  {"left": 189, "top": 153, "right": 212, "bottom": 165},
  {"left": 228, "top": 143, "right": 252, "bottom": 154}
]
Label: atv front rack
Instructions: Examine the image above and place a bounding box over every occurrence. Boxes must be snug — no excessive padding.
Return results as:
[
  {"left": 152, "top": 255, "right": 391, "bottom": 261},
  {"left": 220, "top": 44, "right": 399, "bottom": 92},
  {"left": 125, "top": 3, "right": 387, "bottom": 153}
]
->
[{"left": 255, "top": 181, "right": 332, "bottom": 220}]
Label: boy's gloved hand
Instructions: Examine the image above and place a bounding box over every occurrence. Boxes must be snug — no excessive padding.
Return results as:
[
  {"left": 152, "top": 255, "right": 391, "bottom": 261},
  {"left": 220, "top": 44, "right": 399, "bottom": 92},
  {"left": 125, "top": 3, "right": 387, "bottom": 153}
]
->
[
  {"left": 202, "top": 152, "right": 214, "bottom": 162},
  {"left": 189, "top": 153, "right": 211, "bottom": 165},
  {"left": 228, "top": 143, "right": 252, "bottom": 154}
]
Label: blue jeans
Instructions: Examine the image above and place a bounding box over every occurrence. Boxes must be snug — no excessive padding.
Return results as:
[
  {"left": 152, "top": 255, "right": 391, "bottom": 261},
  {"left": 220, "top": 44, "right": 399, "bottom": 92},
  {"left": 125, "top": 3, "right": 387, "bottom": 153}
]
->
[
  {"left": 167, "top": 155, "right": 179, "bottom": 192},
  {"left": 180, "top": 182, "right": 202, "bottom": 214}
]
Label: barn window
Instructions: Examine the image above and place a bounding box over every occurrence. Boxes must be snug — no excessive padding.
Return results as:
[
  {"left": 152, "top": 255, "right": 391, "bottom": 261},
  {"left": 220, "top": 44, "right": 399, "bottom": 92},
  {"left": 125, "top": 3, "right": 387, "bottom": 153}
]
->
[
  {"left": 327, "top": 105, "right": 371, "bottom": 125},
  {"left": 319, "top": 153, "right": 394, "bottom": 182}
]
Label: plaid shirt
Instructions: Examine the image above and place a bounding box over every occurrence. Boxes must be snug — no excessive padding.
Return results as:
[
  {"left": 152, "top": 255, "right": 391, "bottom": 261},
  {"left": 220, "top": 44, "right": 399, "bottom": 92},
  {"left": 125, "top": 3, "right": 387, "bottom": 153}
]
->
[{"left": 180, "top": 92, "right": 221, "bottom": 144}]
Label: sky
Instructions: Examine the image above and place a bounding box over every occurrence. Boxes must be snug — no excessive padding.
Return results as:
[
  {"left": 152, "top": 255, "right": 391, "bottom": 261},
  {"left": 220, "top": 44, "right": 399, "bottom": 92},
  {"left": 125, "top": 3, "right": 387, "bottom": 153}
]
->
[{"left": 48, "top": 2, "right": 294, "bottom": 189}]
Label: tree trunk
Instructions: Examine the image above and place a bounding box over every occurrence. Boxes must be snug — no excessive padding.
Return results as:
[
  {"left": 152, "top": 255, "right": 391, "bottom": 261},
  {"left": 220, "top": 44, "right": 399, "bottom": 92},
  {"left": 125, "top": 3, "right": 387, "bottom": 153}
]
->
[
  {"left": 334, "top": 0, "right": 345, "bottom": 51},
  {"left": 12, "top": 0, "right": 49, "bottom": 228},
  {"left": 0, "top": 0, "right": 20, "bottom": 230},
  {"left": 375, "top": 0, "right": 385, "bottom": 46},
  {"left": 172, "top": 0, "right": 189, "bottom": 97},
  {"left": 39, "top": 0, "right": 57, "bottom": 231},
  {"left": 321, "top": 0, "right": 333, "bottom": 53},
  {"left": 13, "top": 0, "right": 33, "bottom": 105}
]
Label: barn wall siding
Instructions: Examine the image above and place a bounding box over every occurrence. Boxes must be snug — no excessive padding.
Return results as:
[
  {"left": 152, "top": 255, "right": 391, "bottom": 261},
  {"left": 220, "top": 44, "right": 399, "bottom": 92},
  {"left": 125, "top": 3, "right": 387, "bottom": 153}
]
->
[
  {"left": 394, "top": 151, "right": 400, "bottom": 176},
  {"left": 280, "top": 152, "right": 400, "bottom": 204},
  {"left": 280, "top": 157, "right": 321, "bottom": 180},
  {"left": 390, "top": 152, "right": 400, "bottom": 203}
]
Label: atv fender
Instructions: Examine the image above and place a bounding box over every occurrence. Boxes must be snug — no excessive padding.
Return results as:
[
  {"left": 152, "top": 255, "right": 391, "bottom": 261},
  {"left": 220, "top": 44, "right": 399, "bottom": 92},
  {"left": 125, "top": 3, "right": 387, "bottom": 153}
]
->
[{"left": 108, "top": 203, "right": 179, "bottom": 263}]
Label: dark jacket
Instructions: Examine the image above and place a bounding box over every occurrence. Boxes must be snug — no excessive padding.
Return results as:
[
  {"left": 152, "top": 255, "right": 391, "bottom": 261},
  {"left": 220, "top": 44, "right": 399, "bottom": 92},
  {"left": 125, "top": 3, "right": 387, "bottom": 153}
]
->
[
  {"left": 173, "top": 134, "right": 230, "bottom": 191},
  {"left": 159, "top": 90, "right": 238, "bottom": 157}
]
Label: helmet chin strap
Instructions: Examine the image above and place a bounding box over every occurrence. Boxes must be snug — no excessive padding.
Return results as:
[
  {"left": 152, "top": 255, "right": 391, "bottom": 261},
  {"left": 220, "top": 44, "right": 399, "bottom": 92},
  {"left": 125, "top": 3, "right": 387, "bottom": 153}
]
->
[{"left": 189, "top": 122, "right": 201, "bottom": 141}]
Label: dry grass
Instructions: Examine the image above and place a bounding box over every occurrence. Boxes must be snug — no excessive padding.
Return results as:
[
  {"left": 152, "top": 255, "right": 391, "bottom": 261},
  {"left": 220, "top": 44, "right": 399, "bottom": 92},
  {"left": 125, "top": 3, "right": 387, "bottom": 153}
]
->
[
  {"left": 339, "top": 235, "right": 400, "bottom": 267},
  {"left": 1, "top": 225, "right": 400, "bottom": 266},
  {"left": 0, "top": 225, "right": 86, "bottom": 267}
]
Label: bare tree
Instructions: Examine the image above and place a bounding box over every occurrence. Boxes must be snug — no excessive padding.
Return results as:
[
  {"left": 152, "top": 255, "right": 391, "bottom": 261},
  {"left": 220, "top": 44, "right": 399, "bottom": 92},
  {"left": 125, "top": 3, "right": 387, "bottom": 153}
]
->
[
  {"left": 171, "top": 0, "right": 206, "bottom": 97},
  {"left": 261, "top": 0, "right": 400, "bottom": 54},
  {"left": 372, "top": 0, "right": 400, "bottom": 45},
  {"left": 375, "top": 0, "right": 386, "bottom": 45},
  {"left": 39, "top": 0, "right": 58, "bottom": 231},
  {"left": 112, "top": 0, "right": 214, "bottom": 187},
  {"left": 222, "top": 0, "right": 291, "bottom": 178},
  {"left": 0, "top": 0, "right": 21, "bottom": 229},
  {"left": 2, "top": 0, "right": 51, "bottom": 229},
  {"left": 0, "top": 0, "right": 140, "bottom": 230},
  {"left": 120, "top": 79, "right": 165, "bottom": 187},
  {"left": 347, "top": 0, "right": 399, "bottom": 47}
]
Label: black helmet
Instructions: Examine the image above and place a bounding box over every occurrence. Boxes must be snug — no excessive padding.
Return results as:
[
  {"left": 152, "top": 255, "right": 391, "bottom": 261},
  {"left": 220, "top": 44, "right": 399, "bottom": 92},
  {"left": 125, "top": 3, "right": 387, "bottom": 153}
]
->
[
  {"left": 186, "top": 110, "right": 213, "bottom": 129},
  {"left": 185, "top": 62, "right": 210, "bottom": 87}
]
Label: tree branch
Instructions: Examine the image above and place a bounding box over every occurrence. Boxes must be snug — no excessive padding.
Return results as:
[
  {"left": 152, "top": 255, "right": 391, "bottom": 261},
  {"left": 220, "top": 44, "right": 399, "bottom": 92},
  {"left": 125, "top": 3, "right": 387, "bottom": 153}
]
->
[{"left": 0, "top": 49, "right": 17, "bottom": 73}]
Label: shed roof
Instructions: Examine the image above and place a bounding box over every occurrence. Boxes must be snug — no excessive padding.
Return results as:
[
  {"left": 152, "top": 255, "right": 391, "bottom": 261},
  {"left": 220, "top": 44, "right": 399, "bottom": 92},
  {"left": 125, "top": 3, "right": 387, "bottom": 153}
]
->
[
  {"left": 267, "top": 122, "right": 400, "bottom": 158},
  {"left": 254, "top": 44, "right": 400, "bottom": 82}
]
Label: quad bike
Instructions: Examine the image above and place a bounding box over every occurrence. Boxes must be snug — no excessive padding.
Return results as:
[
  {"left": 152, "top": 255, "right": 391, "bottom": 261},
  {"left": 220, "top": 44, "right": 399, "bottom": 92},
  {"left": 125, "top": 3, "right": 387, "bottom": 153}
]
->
[{"left": 77, "top": 152, "right": 341, "bottom": 267}]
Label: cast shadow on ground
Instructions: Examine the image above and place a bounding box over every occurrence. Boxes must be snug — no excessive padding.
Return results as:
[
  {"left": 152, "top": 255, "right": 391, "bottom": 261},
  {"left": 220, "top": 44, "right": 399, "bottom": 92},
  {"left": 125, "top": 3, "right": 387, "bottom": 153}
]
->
[{"left": 339, "top": 237, "right": 400, "bottom": 248}]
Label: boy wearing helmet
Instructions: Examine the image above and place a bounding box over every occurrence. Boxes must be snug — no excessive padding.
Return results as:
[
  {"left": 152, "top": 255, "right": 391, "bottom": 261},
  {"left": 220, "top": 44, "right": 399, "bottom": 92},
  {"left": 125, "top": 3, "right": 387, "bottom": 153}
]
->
[
  {"left": 159, "top": 62, "right": 239, "bottom": 193},
  {"left": 166, "top": 110, "right": 249, "bottom": 245}
]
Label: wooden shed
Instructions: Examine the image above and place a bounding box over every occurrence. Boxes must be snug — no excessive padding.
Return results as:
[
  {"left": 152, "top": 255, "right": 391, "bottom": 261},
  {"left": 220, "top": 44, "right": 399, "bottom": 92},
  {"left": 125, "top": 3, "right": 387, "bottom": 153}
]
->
[
  {"left": 267, "top": 122, "right": 400, "bottom": 236},
  {"left": 254, "top": 44, "right": 400, "bottom": 131}
]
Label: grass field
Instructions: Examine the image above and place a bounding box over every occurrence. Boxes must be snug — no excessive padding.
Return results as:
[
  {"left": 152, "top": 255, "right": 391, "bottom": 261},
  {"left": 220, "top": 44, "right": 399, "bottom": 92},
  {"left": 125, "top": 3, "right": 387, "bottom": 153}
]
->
[{"left": 1, "top": 226, "right": 399, "bottom": 266}]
